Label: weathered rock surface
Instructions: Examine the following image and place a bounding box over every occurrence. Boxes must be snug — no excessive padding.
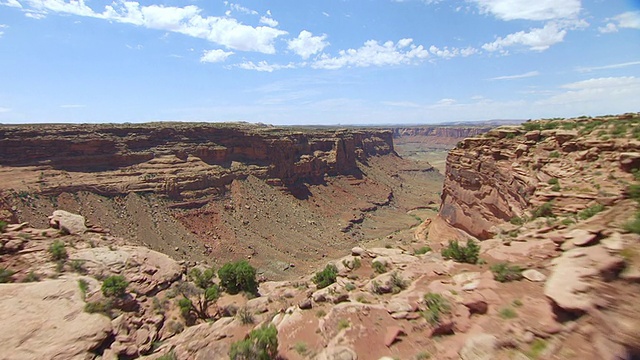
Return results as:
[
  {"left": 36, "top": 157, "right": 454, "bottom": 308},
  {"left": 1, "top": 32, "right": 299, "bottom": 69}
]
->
[
  {"left": 49, "top": 209, "right": 87, "bottom": 234},
  {"left": 0, "top": 277, "right": 112, "bottom": 359}
]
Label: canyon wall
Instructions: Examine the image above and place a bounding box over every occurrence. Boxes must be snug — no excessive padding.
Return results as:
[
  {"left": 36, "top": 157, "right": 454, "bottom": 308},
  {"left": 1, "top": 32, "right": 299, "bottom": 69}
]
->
[
  {"left": 0, "top": 123, "right": 394, "bottom": 199},
  {"left": 391, "top": 126, "right": 493, "bottom": 149},
  {"left": 438, "top": 116, "right": 640, "bottom": 239}
]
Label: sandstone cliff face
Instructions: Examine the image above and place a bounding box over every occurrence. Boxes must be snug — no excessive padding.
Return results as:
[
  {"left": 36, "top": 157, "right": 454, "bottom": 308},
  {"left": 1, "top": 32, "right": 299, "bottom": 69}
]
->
[
  {"left": 0, "top": 123, "right": 394, "bottom": 199},
  {"left": 391, "top": 126, "right": 491, "bottom": 139},
  {"left": 439, "top": 116, "right": 640, "bottom": 239}
]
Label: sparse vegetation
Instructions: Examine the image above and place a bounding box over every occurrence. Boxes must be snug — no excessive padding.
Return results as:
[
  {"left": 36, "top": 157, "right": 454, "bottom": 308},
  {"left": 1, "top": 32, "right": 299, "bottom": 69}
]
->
[
  {"left": 549, "top": 151, "right": 560, "bottom": 158},
  {"left": 490, "top": 263, "right": 524, "bottom": 282},
  {"left": 509, "top": 216, "right": 525, "bottom": 225},
  {"left": 531, "top": 201, "right": 555, "bottom": 219},
  {"left": 522, "top": 121, "right": 541, "bottom": 132},
  {"left": 499, "top": 307, "right": 518, "bottom": 319},
  {"left": 0, "top": 267, "right": 15, "bottom": 283},
  {"left": 176, "top": 280, "right": 221, "bottom": 321},
  {"left": 390, "top": 271, "right": 408, "bottom": 294},
  {"left": 84, "top": 300, "right": 113, "bottom": 316},
  {"left": 578, "top": 203, "right": 605, "bottom": 220},
  {"left": 294, "top": 342, "right": 308, "bottom": 356},
  {"left": 345, "top": 282, "right": 356, "bottom": 291},
  {"left": 337, "top": 319, "right": 350, "bottom": 330},
  {"left": 0, "top": 220, "right": 7, "bottom": 232},
  {"left": 415, "top": 246, "right": 431, "bottom": 255},
  {"left": 512, "top": 299, "right": 523, "bottom": 307},
  {"left": 422, "top": 292, "right": 450, "bottom": 325},
  {"left": 547, "top": 178, "right": 559, "bottom": 185},
  {"left": 372, "top": 261, "right": 388, "bottom": 274},
  {"left": 48, "top": 240, "right": 68, "bottom": 261},
  {"left": 218, "top": 260, "right": 258, "bottom": 296},
  {"left": 415, "top": 351, "right": 431, "bottom": 360},
  {"left": 312, "top": 264, "right": 338, "bottom": 289},
  {"left": 156, "top": 351, "right": 178, "bottom": 360},
  {"left": 70, "top": 259, "right": 86, "bottom": 274},
  {"left": 315, "top": 309, "right": 326, "bottom": 317},
  {"left": 22, "top": 270, "right": 39, "bottom": 283},
  {"left": 441, "top": 239, "right": 480, "bottom": 264},
  {"left": 526, "top": 338, "right": 548, "bottom": 359},
  {"left": 237, "top": 307, "right": 254, "bottom": 325},
  {"left": 229, "top": 324, "right": 278, "bottom": 360},
  {"left": 189, "top": 266, "right": 216, "bottom": 289},
  {"left": 102, "top": 275, "right": 129, "bottom": 298}
]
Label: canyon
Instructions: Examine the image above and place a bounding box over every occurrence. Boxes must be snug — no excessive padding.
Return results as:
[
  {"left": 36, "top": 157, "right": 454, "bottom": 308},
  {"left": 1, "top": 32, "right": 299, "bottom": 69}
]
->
[{"left": 1, "top": 116, "right": 639, "bottom": 360}]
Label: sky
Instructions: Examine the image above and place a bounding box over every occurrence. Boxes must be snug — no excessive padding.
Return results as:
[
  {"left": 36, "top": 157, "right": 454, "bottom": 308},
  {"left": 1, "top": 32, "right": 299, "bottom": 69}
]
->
[{"left": 0, "top": 0, "right": 639, "bottom": 125}]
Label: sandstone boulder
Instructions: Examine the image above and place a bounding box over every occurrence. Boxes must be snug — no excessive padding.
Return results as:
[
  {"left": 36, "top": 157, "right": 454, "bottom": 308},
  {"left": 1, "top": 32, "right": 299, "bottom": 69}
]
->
[
  {"left": 49, "top": 210, "right": 87, "bottom": 235},
  {"left": 459, "top": 334, "right": 498, "bottom": 360}
]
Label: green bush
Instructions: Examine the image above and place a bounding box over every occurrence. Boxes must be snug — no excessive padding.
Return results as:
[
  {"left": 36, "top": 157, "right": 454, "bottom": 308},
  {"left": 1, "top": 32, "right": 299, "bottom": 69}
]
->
[
  {"left": 522, "top": 122, "right": 541, "bottom": 132},
  {"left": 490, "top": 263, "right": 524, "bottom": 282},
  {"left": 578, "top": 204, "right": 605, "bottom": 220},
  {"left": 22, "top": 271, "right": 39, "bottom": 283},
  {"left": 372, "top": 261, "right": 387, "bottom": 274},
  {"left": 189, "top": 267, "right": 216, "bottom": 289},
  {"left": 48, "top": 240, "right": 68, "bottom": 261},
  {"left": 532, "top": 201, "right": 555, "bottom": 219},
  {"left": 312, "top": 264, "right": 338, "bottom": 289},
  {"left": 441, "top": 240, "right": 480, "bottom": 264},
  {"left": 101, "top": 275, "right": 129, "bottom": 298},
  {"left": 237, "top": 307, "right": 254, "bottom": 325},
  {"left": 509, "top": 216, "right": 524, "bottom": 225},
  {"left": 422, "top": 293, "right": 450, "bottom": 325},
  {"left": 547, "top": 178, "right": 559, "bottom": 185},
  {"left": 627, "top": 184, "right": 640, "bottom": 202},
  {"left": 0, "top": 221, "right": 7, "bottom": 233},
  {"left": 414, "top": 246, "right": 432, "bottom": 255},
  {"left": 390, "top": 271, "right": 407, "bottom": 294},
  {"left": 624, "top": 211, "right": 640, "bottom": 234},
  {"left": 218, "top": 260, "right": 258, "bottom": 296},
  {"left": 549, "top": 151, "right": 560, "bottom": 158},
  {"left": 499, "top": 307, "right": 518, "bottom": 319},
  {"left": 229, "top": 324, "right": 278, "bottom": 360},
  {"left": 0, "top": 267, "right": 15, "bottom": 283},
  {"left": 551, "top": 184, "right": 561, "bottom": 192},
  {"left": 84, "top": 300, "right": 113, "bottom": 316}
]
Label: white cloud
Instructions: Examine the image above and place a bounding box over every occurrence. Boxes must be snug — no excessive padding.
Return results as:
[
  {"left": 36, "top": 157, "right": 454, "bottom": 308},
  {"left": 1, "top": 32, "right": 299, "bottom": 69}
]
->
[
  {"left": 470, "top": 0, "right": 581, "bottom": 21},
  {"left": 576, "top": 61, "right": 640, "bottom": 73},
  {"left": 538, "top": 76, "right": 640, "bottom": 108},
  {"left": 234, "top": 61, "right": 296, "bottom": 72},
  {"left": 287, "top": 30, "right": 329, "bottom": 59},
  {"left": 25, "top": 11, "right": 46, "bottom": 19},
  {"left": 488, "top": 70, "right": 540, "bottom": 80},
  {"left": 1, "top": 0, "right": 21, "bottom": 8},
  {"left": 482, "top": 22, "right": 566, "bottom": 52},
  {"left": 436, "top": 98, "right": 457, "bottom": 106},
  {"left": 0, "top": 24, "right": 5, "bottom": 37},
  {"left": 7, "top": 0, "right": 288, "bottom": 54},
  {"left": 429, "top": 45, "right": 478, "bottom": 58},
  {"left": 312, "top": 38, "right": 429, "bottom": 69},
  {"left": 259, "top": 16, "right": 278, "bottom": 27},
  {"left": 599, "top": 11, "right": 640, "bottom": 33},
  {"left": 200, "top": 49, "right": 234, "bottom": 63},
  {"left": 223, "top": 2, "right": 258, "bottom": 15}
]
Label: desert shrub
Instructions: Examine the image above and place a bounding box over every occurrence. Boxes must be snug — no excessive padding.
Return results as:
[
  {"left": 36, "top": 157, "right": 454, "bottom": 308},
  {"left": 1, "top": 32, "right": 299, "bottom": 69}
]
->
[
  {"left": 70, "top": 259, "right": 86, "bottom": 274},
  {"left": 509, "top": 216, "right": 524, "bottom": 225},
  {"left": 344, "top": 282, "right": 356, "bottom": 291},
  {"left": 390, "top": 271, "right": 408, "bottom": 294},
  {"left": 0, "top": 267, "right": 15, "bottom": 283},
  {"left": 532, "top": 201, "right": 555, "bottom": 219},
  {"left": 522, "top": 122, "right": 541, "bottom": 132},
  {"left": 177, "top": 281, "right": 221, "bottom": 321},
  {"left": 237, "top": 307, "right": 254, "bottom": 325},
  {"left": 294, "top": 342, "right": 308, "bottom": 356},
  {"left": 627, "top": 184, "right": 640, "bottom": 202},
  {"left": 578, "top": 204, "right": 605, "bottom": 220},
  {"left": 189, "top": 267, "right": 216, "bottom": 289},
  {"left": 526, "top": 338, "right": 548, "bottom": 359},
  {"left": 422, "top": 293, "right": 450, "bottom": 325},
  {"left": 624, "top": 211, "right": 640, "bottom": 234},
  {"left": 547, "top": 178, "right": 559, "bottom": 185},
  {"left": 372, "top": 261, "right": 388, "bottom": 274},
  {"left": 441, "top": 240, "right": 480, "bottom": 264},
  {"left": 499, "top": 307, "right": 518, "bottom": 319},
  {"left": 370, "top": 280, "right": 383, "bottom": 295},
  {"left": 0, "top": 221, "right": 7, "bottom": 233},
  {"left": 541, "top": 121, "right": 559, "bottom": 130},
  {"left": 218, "top": 260, "right": 258, "bottom": 296},
  {"left": 101, "top": 275, "right": 129, "bottom": 298},
  {"left": 22, "top": 270, "right": 39, "bottom": 283},
  {"left": 561, "top": 217, "right": 575, "bottom": 226},
  {"left": 551, "top": 184, "right": 561, "bottom": 192},
  {"left": 84, "top": 300, "right": 112, "bottom": 316},
  {"left": 337, "top": 319, "right": 350, "bottom": 330},
  {"left": 549, "top": 151, "right": 560, "bottom": 158},
  {"left": 157, "top": 351, "right": 178, "bottom": 360},
  {"left": 414, "top": 246, "right": 432, "bottom": 255},
  {"left": 78, "top": 279, "right": 89, "bottom": 299},
  {"left": 490, "top": 263, "right": 524, "bottom": 282},
  {"left": 229, "top": 324, "right": 278, "bottom": 360},
  {"left": 49, "top": 240, "right": 68, "bottom": 261},
  {"left": 312, "top": 264, "right": 338, "bottom": 289}
]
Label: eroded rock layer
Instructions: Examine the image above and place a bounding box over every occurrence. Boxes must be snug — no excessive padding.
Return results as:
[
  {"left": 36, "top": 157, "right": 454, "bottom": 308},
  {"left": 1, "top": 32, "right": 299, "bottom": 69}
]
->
[{"left": 0, "top": 123, "right": 394, "bottom": 199}]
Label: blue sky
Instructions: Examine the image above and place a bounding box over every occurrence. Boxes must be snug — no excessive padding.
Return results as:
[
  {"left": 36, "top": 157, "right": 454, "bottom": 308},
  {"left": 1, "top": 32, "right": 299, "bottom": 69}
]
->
[{"left": 0, "top": 0, "right": 639, "bottom": 124}]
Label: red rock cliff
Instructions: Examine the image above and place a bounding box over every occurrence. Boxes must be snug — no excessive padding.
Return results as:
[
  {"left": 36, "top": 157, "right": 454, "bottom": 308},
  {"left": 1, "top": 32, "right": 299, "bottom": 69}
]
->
[{"left": 0, "top": 123, "right": 395, "bottom": 199}]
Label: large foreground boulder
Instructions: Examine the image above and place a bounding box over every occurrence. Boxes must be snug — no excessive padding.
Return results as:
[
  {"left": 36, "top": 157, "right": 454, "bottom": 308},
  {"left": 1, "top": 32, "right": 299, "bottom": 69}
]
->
[
  {"left": 0, "top": 277, "right": 112, "bottom": 359},
  {"left": 49, "top": 210, "right": 88, "bottom": 235}
]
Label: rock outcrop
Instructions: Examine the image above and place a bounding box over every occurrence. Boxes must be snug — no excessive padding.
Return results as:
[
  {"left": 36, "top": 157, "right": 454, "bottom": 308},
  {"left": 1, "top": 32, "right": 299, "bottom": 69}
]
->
[{"left": 439, "top": 116, "right": 640, "bottom": 239}]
